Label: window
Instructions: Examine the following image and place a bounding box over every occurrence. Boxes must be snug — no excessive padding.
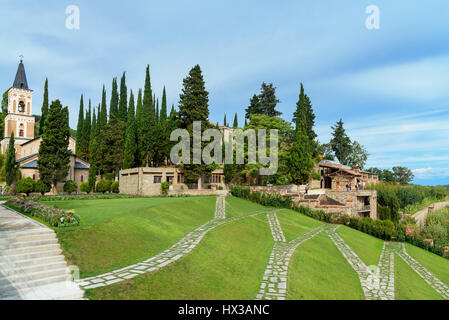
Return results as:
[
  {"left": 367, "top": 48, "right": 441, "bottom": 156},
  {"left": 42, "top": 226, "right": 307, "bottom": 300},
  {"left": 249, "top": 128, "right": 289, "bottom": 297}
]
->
[
  {"left": 81, "top": 176, "right": 84, "bottom": 182},
  {"left": 167, "top": 176, "right": 174, "bottom": 185},
  {"left": 177, "top": 174, "right": 184, "bottom": 184},
  {"left": 154, "top": 176, "right": 162, "bottom": 183},
  {"left": 18, "top": 101, "right": 25, "bottom": 113},
  {"left": 204, "top": 176, "right": 211, "bottom": 184},
  {"left": 32, "top": 174, "right": 36, "bottom": 181},
  {"left": 212, "top": 174, "right": 222, "bottom": 183},
  {"left": 19, "top": 129, "right": 24, "bottom": 137}
]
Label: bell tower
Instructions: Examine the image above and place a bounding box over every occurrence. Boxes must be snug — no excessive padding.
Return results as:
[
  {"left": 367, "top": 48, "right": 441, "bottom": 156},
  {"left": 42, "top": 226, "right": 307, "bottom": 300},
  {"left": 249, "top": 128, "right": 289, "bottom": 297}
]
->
[{"left": 1, "top": 57, "right": 35, "bottom": 153}]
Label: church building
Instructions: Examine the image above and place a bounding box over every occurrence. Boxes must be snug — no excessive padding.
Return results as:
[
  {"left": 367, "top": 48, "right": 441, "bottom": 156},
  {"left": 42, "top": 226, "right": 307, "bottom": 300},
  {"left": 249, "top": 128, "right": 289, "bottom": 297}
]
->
[{"left": 1, "top": 59, "right": 90, "bottom": 193}]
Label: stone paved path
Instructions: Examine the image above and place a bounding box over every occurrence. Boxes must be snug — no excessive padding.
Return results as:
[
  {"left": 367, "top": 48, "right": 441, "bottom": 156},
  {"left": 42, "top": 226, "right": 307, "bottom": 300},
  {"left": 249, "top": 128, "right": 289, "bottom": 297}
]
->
[
  {"left": 388, "top": 242, "right": 449, "bottom": 300},
  {"left": 327, "top": 226, "right": 394, "bottom": 300},
  {"left": 78, "top": 198, "right": 267, "bottom": 290},
  {"left": 256, "top": 213, "right": 330, "bottom": 300},
  {"left": 214, "top": 196, "right": 226, "bottom": 220}
]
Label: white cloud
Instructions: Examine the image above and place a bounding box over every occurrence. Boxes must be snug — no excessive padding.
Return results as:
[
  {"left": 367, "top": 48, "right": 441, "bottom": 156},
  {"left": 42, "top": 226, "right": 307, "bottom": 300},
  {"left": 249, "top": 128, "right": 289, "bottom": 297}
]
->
[{"left": 412, "top": 167, "right": 449, "bottom": 178}]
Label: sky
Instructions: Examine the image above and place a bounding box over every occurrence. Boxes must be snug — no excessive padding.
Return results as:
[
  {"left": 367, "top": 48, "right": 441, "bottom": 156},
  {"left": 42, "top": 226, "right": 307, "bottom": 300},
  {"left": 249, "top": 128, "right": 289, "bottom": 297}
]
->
[{"left": 1, "top": 1, "right": 449, "bottom": 185}]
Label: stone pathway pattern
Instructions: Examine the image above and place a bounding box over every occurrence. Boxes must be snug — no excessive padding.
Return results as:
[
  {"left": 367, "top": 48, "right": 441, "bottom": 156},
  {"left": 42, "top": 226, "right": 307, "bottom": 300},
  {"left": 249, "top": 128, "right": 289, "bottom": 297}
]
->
[
  {"left": 256, "top": 212, "right": 331, "bottom": 300},
  {"left": 327, "top": 226, "right": 395, "bottom": 300}
]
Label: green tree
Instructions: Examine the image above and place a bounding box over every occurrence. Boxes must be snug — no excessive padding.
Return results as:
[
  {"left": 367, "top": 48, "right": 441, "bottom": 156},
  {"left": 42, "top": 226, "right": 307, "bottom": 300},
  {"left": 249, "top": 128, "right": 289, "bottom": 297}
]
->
[
  {"left": 98, "top": 116, "right": 125, "bottom": 176},
  {"left": 140, "top": 65, "right": 156, "bottom": 166},
  {"left": 34, "top": 179, "right": 51, "bottom": 195},
  {"left": 223, "top": 114, "right": 227, "bottom": 127},
  {"left": 109, "top": 77, "right": 119, "bottom": 118},
  {"left": 329, "top": 119, "right": 352, "bottom": 165},
  {"left": 37, "top": 100, "right": 70, "bottom": 190},
  {"left": 80, "top": 181, "right": 90, "bottom": 194},
  {"left": 17, "top": 178, "right": 36, "bottom": 196},
  {"left": 88, "top": 163, "right": 97, "bottom": 192},
  {"left": 123, "top": 90, "right": 137, "bottom": 169},
  {"left": 64, "top": 180, "right": 78, "bottom": 195},
  {"left": 96, "top": 179, "right": 112, "bottom": 194},
  {"left": 99, "top": 85, "right": 108, "bottom": 132},
  {"left": 346, "top": 141, "right": 369, "bottom": 169},
  {"left": 392, "top": 166, "right": 414, "bottom": 185},
  {"left": 245, "top": 94, "right": 262, "bottom": 119},
  {"left": 135, "top": 89, "right": 144, "bottom": 166},
  {"left": 1, "top": 91, "right": 9, "bottom": 139},
  {"left": 258, "top": 82, "right": 281, "bottom": 117},
  {"left": 6, "top": 133, "right": 19, "bottom": 186},
  {"left": 178, "top": 65, "right": 212, "bottom": 183},
  {"left": 38, "top": 78, "right": 49, "bottom": 136},
  {"left": 75, "top": 94, "right": 84, "bottom": 156},
  {"left": 292, "top": 83, "right": 317, "bottom": 157},
  {"left": 79, "top": 100, "right": 92, "bottom": 160},
  {"left": 233, "top": 113, "right": 238, "bottom": 128},
  {"left": 118, "top": 72, "right": 128, "bottom": 122}
]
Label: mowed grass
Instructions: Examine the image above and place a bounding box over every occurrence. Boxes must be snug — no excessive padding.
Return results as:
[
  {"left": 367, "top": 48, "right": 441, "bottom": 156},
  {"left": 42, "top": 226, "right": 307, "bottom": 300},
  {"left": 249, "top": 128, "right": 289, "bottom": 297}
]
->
[
  {"left": 394, "top": 254, "right": 443, "bottom": 300},
  {"left": 87, "top": 214, "right": 273, "bottom": 300},
  {"left": 46, "top": 197, "right": 216, "bottom": 277},
  {"left": 276, "top": 209, "right": 323, "bottom": 241},
  {"left": 337, "top": 226, "right": 384, "bottom": 266},
  {"left": 287, "top": 232, "right": 365, "bottom": 300},
  {"left": 404, "top": 243, "right": 449, "bottom": 286},
  {"left": 225, "top": 196, "right": 271, "bottom": 218}
]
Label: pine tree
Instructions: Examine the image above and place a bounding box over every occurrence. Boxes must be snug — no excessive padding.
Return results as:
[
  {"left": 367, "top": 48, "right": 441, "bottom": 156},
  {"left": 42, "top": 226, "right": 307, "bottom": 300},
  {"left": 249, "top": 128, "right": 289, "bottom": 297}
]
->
[
  {"left": 39, "top": 78, "right": 49, "bottom": 136},
  {"left": 75, "top": 95, "right": 84, "bottom": 156},
  {"left": 292, "top": 83, "right": 317, "bottom": 156},
  {"left": 233, "top": 113, "right": 238, "bottom": 128},
  {"left": 140, "top": 65, "right": 156, "bottom": 166},
  {"left": 287, "top": 110, "right": 314, "bottom": 185},
  {"left": 6, "top": 133, "right": 19, "bottom": 186},
  {"left": 178, "top": 64, "right": 211, "bottom": 183},
  {"left": 245, "top": 94, "right": 261, "bottom": 120},
  {"left": 223, "top": 114, "right": 227, "bottom": 127},
  {"left": 123, "top": 91, "right": 137, "bottom": 169},
  {"left": 258, "top": 82, "right": 281, "bottom": 117},
  {"left": 110, "top": 77, "right": 119, "bottom": 118},
  {"left": 38, "top": 100, "right": 70, "bottom": 190},
  {"left": 329, "top": 119, "right": 352, "bottom": 165},
  {"left": 118, "top": 72, "right": 128, "bottom": 122}
]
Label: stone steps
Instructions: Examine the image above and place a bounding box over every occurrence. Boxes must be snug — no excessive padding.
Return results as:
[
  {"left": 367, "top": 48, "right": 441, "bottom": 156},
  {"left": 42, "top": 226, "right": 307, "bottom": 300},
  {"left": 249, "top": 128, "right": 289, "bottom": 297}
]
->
[
  {"left": 0, "top": 238, "right": 59, "bottom": 249},
  {"left": 0, "top": 260, "right": 68, "bottom": 277}
]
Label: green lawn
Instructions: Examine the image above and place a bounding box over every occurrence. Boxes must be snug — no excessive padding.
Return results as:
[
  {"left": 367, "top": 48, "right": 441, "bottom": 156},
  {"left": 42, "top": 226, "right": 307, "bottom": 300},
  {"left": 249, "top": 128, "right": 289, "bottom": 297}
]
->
[
  {"left": 337, "top": 226, "right": 384, "bottom": 266},
  {"left": 394, "top": 254, "right": 443, "bottom": 300},
  {"left": 47, "top": 197, "right": 216, "bottom": 277},
  {"left": 87, "top": 214, "right": 272, "bottom": 300},
  {"left": 287, "top": 232, "right": 365, "bottom": 300},
  {"left": 404, "top": 243, "right": 449, "bottom": 286},
  {"left": 276, "top": 209, "right": 323, "bottom": 242},
  {"left": 225, "top": 196, "right": 271, "bottom": 218}
]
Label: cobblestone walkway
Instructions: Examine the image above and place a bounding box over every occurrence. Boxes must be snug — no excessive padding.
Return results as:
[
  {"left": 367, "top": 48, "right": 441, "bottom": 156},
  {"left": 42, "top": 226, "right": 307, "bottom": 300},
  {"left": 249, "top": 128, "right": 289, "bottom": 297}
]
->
[
  {"left": 389, "top": 242, "right": 449, "bottom": 300},
  {"left": 256, "top": 213, "right": 330, "bottom": 300},
  {"left": 214, "top": 196, "right": 226, "bottom": 220},
  {"left": 78, "top": 200, "right": 267, "bottom": 290},
  {"left": 327, "top": 226, "right": 394, "bottom": 300}
]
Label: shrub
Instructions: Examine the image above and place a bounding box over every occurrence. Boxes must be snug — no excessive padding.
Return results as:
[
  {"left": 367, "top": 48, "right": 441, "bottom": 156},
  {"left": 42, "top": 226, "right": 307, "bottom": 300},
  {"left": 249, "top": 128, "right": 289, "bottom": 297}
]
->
[
  {"left": 34, "top": 179, "right": 51, "bottom": 195},
  {"left": 422, "top": 224, "right": 447, "bottom": 241},
  {"left": 111, "top": 181, "right": 120, "bottom": 194},
  {"left": 96, "top": 179, "right": 112, "bottom": 194},
  {"left": 311, "top": 171, "right": 321, "bottom": 180},
  {"left": 63, "top": 180, "right": 78, "bottom": 195},
  {"left": 80, "top": 182, "right": 91, "bottom": 194},
  {"left": 161, "top": 182, "right": 170, "bottom": 195},
  {"left": 16, "top": 178, "right": 36, "bottom": 196}
]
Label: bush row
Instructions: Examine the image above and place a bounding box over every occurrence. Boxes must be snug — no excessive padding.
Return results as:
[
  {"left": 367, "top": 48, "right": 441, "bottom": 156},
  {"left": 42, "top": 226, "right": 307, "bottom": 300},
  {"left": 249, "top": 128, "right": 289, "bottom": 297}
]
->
[
  {"left": 230, "top": 186, "right": 448, "bottom": 259},
  {"left": 7, "top": 198, "right": 80, "bottom": 227}
]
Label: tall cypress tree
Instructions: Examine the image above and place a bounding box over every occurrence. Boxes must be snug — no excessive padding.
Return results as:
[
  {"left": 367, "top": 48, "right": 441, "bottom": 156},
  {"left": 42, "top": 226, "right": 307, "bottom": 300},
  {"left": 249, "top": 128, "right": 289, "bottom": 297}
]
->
[
  {"left": 39, "top": 78, "right": 49, "bottom": 136},
  {"left": 140, "top": 65, "right": 156, "bottom": 166},
  {"left": 89, "top": 108, "right": 97, "bottom": 164},
  {"left": 38, "top": 100, "right": 70, "bottom": 191},
  {"left": 110, "top": 78, "right": 119, "bottom": 119},
  {"left": 223, "top": 114, "right": 227, "bottom": 127},
  {"left": 99, "top": 85, "right": 107, "bottom": 131},
  {"left": 123, "top": 90, "right": 137, "bottom": 169},
  {"left": 6, "top": 133, "right": 19, "bottom": 186},
  {"left": 118, "top": 72, "right": 128, "bottom": 122},
  {"left": 293, "top": 83, "right": 317, "bottom": 156},
  {"left": 178, "top": 64, "right": 211, "bottom": 183},
  {"left": 233, "top": 113, "right": 238, "bottom": 128},
  {"left": 75, "top": 95, "right": 84, "bottom": 156},
  {"left": 79, "top": 100, "right": 92, "bottom": 160},
  {"left": 160, "top": 87, "right": 167, "bottom": 122},
  {"left": 135, "top": 89, "right": 144, "bottom": 166}
]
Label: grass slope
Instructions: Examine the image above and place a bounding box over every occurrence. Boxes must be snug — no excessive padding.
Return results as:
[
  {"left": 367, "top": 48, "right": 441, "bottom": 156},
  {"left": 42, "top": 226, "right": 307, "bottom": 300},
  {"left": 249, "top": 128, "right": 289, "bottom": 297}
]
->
[
  {"left": 47, "top": 197, "right": 216, "bottom": 277},
  {"left": 394, "top": 254, "right": 443, "bottom": 300},
  {"left": 287, "top": 232, "right": 365, "bottom": 300},
  {"left": 337, "top": 226, "right": 384, "bottom": 266},
  {"left": 225, "top": 196, "right": 271, "bottom": 218},
  {"left": 276, "top": 209, "right": 323, "bottom": 242},
  {"left": 87, "top": 214, "right": 272, "bottom": 300}
]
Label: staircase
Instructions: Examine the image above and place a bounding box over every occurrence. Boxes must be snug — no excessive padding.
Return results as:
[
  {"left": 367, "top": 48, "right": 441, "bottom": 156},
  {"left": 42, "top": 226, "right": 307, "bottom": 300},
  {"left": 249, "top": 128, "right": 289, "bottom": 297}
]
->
[{"left": 0, "top": 205, "right": 84, "bottom": 300}]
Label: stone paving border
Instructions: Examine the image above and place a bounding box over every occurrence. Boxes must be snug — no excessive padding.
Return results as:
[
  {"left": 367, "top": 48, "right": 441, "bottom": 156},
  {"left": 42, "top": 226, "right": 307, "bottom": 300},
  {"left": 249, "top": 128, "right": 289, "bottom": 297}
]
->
[
  {"left": 256, "top": 213, "right": 330, "bottom": 300},
  {"left": 78, "top": 201, "right": 266, "bottom": 290},
  {"left": 390, "top": 242, "right": 449, "bottom": 300},
  {"left": 214, "top": 196, "right": 226, "bottom": 220},
  {"left": 327, "top": 226, "right": 394, "bottom": 300}
]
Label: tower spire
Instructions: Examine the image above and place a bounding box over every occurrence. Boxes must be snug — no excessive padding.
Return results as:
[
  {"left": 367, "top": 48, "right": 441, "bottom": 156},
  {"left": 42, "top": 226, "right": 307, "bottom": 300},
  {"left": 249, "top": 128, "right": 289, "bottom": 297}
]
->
[{"left": 13, "top": 57, "right": 29, "bottom": 90}]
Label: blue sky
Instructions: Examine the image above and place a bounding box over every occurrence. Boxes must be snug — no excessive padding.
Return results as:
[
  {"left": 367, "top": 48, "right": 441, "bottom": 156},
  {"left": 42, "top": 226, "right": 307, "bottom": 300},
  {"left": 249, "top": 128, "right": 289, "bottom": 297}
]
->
[{"left": 1, "top": 1, "right": 449, "bottom": 185}]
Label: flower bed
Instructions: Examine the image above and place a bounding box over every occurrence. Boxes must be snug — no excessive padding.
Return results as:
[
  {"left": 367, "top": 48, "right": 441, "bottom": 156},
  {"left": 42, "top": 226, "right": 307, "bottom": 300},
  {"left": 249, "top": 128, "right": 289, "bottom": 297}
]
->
[
  {"left": 28, "top": 193, "right": 138, "bottom": 202},
  {"left": 7, "top": 198, "right": 81, "bottom": 228}
]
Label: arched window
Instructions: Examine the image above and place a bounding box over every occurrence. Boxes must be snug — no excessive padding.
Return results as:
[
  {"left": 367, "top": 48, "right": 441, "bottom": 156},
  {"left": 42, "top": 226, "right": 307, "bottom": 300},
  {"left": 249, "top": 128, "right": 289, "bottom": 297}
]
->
[
  {"left": 18, "top": 101, "right": 25, "bottom": 113},
  {"left": 32, "top": 174, "right": 36, "bottom": 181},
  {"left": 81, "top": 176, "right": 84, "bottom": 182},
  {"left": 19, "top": 124, "right": 24, "bottom": 137}
]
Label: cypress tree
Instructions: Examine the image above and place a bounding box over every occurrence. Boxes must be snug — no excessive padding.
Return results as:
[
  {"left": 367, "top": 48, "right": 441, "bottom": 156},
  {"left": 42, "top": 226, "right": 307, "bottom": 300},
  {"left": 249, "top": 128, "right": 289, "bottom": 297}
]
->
[
  {"left": 79, "top": 100, "right": 92, "bottom": 160},
  {"left": 38, "top": 100, "right": 70, "bottom": 191},
  {"left": 293, "top": 83, "right": 317, "bottom": 156},
  {"left": 39, "top": 78, "right": 49, "bottom": 136},
  {"left": 75, "top": 95, "right": 84, "bottom": 156},
  {"left": 110, "top": 78, "right": 119, "bottom": 118},
  {"left": 118, "top": 72, "right": 128, "bottom": 122},
  {"left": 89, "top": 108, "right": 97, "bottom": 164},
  {"left": 233, "top": 113, "right": 238, "bottom": 128},
  {"left": 99, "top": 85, "right": 107, "bottom": 131},
  {"left": 6, "top": 133, "right": 19, "bottom": 186},
  {"left": 123, "top": 90, "right": 137, "bottom": 169},
  {"left": 140, "top": 65, "right": 156, "bottom": 166},
  {"left": 135, "top": 89, "right": 144, "bottom": 166},
  {"left": 160, "top": 87, "right": 167, "bottom": 122},
  {"left": 155, "top": 98, "right": 159, "bottom": 124},
  {"left": 223, "top": 114, "right": 227, "bottom": 127},
  {"left": 88, "top": 163, "right": 97, "bottom": 193}
]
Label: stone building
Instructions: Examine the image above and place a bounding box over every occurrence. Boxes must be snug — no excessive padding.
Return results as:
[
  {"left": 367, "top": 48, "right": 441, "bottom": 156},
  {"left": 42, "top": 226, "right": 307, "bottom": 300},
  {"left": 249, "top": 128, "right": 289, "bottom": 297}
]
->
[
  {"left": 119, "top": 167, "right": 226, "bottom": 196},
  {"left": 1, "top": 59, "right": 90, "bottom": 193}
]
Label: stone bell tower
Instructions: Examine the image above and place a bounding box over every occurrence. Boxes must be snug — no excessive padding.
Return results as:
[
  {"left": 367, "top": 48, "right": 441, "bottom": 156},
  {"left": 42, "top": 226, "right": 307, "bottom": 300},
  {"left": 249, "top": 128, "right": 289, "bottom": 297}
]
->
[{"left": 1, "top": 58, "right": 35, "bottom": 154}]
